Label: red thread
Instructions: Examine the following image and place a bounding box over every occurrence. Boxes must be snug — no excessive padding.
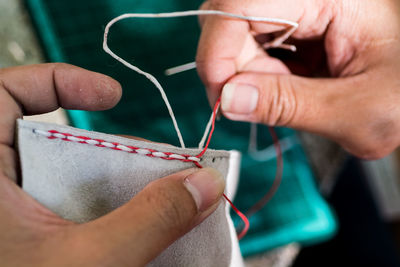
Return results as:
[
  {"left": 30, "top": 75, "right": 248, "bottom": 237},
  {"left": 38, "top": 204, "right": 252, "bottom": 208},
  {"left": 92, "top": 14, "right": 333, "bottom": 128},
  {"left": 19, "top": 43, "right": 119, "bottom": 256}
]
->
[
  {"left": 193, "top": 161, "right": 203, "bottom": 168},
  {"left": 34, "top": 98, "right": 258, "bottom": 240},
  {"left": 223, "top": 194, "right": 250, "bottom": 240},
  {"left": 194, "top": 99, "right": 283, "bottom": 240},
  {"left": 194, "top": 160, "right": 249, "bottom": 240},
  {"left": 196, "top": 97, "right": 220, "bottom": 159},
  {"left": 245, "top": 127, "right": 283, "bottom": 218},
  {"left": 193, "top": 97, "right": 250, "bottom": 240}
]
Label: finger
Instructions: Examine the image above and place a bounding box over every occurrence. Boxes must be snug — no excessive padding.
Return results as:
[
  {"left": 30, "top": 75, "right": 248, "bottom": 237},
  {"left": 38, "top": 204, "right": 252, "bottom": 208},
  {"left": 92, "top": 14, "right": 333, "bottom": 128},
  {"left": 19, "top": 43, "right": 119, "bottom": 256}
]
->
[
  {"left": 197, "top": 1, "right": 210, "bottom": 27},
  {"left": 239, "top": 51, "right": 291, "bottom": 75},
  {"left": 196, "top": 11, "right": 249, "bottom": 104},
  {"left": 220, "top": 72, "right": 332, "bottom": 128},
  {"left": 74, "top": 168, "right": 225, "bottom": 266},
  {"left": 196, "top": 0, "right": 334, "bottom": 103},
  {"left": 0, "top": 63, "right": 122, "bottom": 146},
  {"left": 0, "top": 63, "right": 122, "bottom": 114},
  {"left": 219, "top": 71, "right": 393, "bottom": 158},
  {"left": 0, "top": 146, "right": 17, "bottom": 182}
]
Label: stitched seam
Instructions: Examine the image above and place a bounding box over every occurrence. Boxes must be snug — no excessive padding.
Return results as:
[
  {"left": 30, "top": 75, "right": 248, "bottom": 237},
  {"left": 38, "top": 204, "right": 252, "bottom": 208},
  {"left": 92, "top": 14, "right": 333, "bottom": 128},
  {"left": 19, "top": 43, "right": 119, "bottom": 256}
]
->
[{"left": 32, "top": 129, "right": 201, "bottom": 163}]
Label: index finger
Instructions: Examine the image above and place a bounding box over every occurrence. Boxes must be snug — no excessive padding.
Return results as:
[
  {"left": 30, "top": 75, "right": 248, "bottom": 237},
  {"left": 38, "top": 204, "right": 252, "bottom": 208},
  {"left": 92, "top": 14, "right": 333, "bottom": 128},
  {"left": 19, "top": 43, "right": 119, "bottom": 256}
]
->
[
  {"left": 196, "top": 0, "right": 331, "bottom": 104},
  {"left": 0, "top": 63, "right": 122, "bottom": 146},
  {"left": 196, "top": 14, "right": 249, "bottom": 105}
]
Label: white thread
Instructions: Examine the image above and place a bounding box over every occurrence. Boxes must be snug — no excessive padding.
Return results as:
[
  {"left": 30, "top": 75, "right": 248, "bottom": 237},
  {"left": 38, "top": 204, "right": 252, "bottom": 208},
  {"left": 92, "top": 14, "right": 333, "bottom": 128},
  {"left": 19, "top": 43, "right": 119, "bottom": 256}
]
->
[
  {"left": 33, "top": 129, "right": 52, "bottom": 137},
  {"left": 86, "top": 139, "right": 100, "bottom": 145},
  {"left": 169, "top": 154, "right": 186, "bottom": 160},
  {"left": 104, "top": 15, "right": 185, "bottom": 148},
  {"left": 248, "top": 123, "right": 258, "bottom": 153},
  {"left": 152, "top": 151, "right": 167, "bottom": 157},
  {"left": 66, "top": 135, "right": 83, "bottom": 142},
  {"left": 165, "top": 42, "right": 297, "bottom": 76},
  {"left": 247, "top": 123, "right": 297, "bottom": 160},
  {"left": 53, "top": 133, "right": 66, "bottom": 139},
  {"left": 198, "top": 102, "right": 220, "bottom": 149},
  {"left": 136, "top": 148, "right": 151, "bottom": 155},
  {"left": 166, "top": 40, "right": 297, "bottom": 76},
  {"left": 101, "top": 142, "right": 116, "bottom": 148},
  {"left": 103, "top": 10, "right": 298, "bottom": 150},
  {"left": 165, "top": 62, "right": 197, "bottom": 76},
  {"left": 249, "top": 135, "right": 297, "bottom": 162},
  {"left": 187, "top": 156, "right": 201, "bottom": 162},
  {"left": 116, "top": 144, "right": 133, "bottom": 152},
  {"left": 164, "top": 12, "right": 298, "bottom": 76}
]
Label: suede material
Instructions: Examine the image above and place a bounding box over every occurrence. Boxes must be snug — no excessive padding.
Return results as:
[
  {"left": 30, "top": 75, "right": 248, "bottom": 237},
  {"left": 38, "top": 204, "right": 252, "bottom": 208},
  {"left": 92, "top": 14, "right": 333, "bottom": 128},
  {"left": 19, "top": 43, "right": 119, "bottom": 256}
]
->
[{"left": 17, "top": 119, "right": 243, "bottom": 267}]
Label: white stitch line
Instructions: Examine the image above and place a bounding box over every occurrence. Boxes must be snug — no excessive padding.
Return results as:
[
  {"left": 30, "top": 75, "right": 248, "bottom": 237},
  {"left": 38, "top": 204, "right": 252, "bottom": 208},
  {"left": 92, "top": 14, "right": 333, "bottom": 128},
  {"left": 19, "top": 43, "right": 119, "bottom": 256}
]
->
[
  {"left": 187, "top": 156, "right": 200, "bottom": 161},
  {"left": 53, "top": 133, "right": 66, "bottom": 139},
  {"left": 136, "top": 148, "right": 151, "bottom": 155},
  {"left": 169, "top": 154, "right": 186, "bottom": 160},
  {"left": 101, "top": 142, "right": 116, "bottom": 148},
  {"left": 66, "top": 135, "right": 83, "bottom": 142},
  {"left": 86, "top": 139, "right": 100, "bottom": 145},
  {"left": 32, "top": 129, "right": 52, "bottom": 137},
  {"left": 32, "top": 129, "right": 201, "bottom": 163},
  {"left": 116, "top": 144, "right": 133, "bottom": 152},
  {"left": 152, "top": 151, "right": 167, "bottom": 157}
]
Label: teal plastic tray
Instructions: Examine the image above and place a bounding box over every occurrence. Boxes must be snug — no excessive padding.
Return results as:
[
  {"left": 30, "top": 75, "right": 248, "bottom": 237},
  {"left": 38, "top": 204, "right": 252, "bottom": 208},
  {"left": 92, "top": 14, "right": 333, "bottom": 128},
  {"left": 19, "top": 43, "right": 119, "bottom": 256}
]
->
[{"left": 26, "top": 0, "right": 337, "bottom": 256}]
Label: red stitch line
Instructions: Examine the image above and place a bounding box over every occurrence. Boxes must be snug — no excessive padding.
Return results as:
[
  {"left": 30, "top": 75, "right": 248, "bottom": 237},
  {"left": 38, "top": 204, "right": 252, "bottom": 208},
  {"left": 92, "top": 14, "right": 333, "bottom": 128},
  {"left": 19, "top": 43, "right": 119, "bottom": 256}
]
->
[
  {"left": 36, "top": 129, "right": 201, "bottom": 165},
  {"left": 32, "top": 99, "right": 252, "bottom": 240}
]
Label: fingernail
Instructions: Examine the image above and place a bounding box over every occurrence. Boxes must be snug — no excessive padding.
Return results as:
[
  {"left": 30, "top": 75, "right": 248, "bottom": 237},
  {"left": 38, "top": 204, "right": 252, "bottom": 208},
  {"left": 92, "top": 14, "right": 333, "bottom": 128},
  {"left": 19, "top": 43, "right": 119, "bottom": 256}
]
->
[
  {"left": 184, "top": 168, "right": 225, "bottom": 212},
  {"left": 221, "top": 83, "right": 259, "bottom": 114}
]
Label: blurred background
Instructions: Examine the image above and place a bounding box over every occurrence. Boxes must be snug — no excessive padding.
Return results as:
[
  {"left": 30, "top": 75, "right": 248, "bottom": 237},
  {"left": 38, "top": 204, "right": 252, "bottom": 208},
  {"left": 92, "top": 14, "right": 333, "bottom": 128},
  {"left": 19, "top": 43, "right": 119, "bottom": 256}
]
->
[{"left": 2, "top": 0, "right": 400, "bottom": 266}]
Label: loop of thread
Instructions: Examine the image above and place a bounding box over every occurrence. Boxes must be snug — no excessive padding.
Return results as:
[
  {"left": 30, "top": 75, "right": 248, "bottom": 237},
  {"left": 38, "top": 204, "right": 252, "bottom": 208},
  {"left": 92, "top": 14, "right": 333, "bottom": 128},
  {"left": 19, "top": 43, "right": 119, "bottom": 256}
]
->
[
  {"left": 193, "top": 97, "right": 250, "bottom": 239},
  {"left": 103, "top": 10, "right": 298, "bottom": 149},
  {"left": 245, "top": 127, "right": 283, "bottom": 217},
  {"left": 103, "top": 9, "right": 292, "bottom": 240},
  {"left": 193, "top": 98, "right": 283, "bottom": 240}
]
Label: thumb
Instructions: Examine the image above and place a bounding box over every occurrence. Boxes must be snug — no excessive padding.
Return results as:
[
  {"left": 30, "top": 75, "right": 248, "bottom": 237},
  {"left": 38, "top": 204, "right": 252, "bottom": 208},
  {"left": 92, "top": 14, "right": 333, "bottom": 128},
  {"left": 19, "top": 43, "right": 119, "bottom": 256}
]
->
[
  {"left": 221, "top": 71, "right": 400, "bottom": 159},
  {"left": 75, "top": 168, "right": 225, "bottom": 266},
  {"left": 220, "top": 72, "right": 357, "bottom": 141}
]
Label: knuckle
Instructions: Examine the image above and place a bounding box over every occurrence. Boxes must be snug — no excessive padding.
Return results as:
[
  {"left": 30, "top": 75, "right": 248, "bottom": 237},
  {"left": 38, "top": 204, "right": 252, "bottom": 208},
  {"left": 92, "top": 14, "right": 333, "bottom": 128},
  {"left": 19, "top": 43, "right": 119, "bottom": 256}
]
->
[
  {"left": 52, "top": 63, "right": 70, "bottom": 89},
  {"left": 339, "top": 102, "right": 399, "bottom": 160},
  {"left": 258, "top": 76, "right": 297, "bottom": 126},
  {"left": 362, "top": 112, "right": 398, "bottom": 159},
  {"left": 53, "top": 62, "right": 69, "bottom": 69},
  {"left": 51, "top": 62, "right": 71, "bottom": 75},
  {"left": 354, "top": 142, "right": 387, "bottom": 160},
  {"left": 347, "top": 129, "right": 394, "bottom": 160},
  {"left": 358, "top": 142, "right": 381, "bottom": 159},
  {"left": 199, "top": 1, "right": 210, "bottom": 11},
  {"left": 207, "top": 0, "right": 233, "bottom": 11}
]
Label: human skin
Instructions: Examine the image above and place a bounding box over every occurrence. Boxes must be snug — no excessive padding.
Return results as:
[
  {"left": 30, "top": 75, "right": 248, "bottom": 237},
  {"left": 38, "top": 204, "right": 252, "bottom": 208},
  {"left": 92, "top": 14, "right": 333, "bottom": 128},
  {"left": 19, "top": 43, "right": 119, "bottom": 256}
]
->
[
  {"left": 196, "top": 0, "right": 400, "bottom": 159},
  {"left": 0, "top": 63, "right": 224, "bottom": 266}
]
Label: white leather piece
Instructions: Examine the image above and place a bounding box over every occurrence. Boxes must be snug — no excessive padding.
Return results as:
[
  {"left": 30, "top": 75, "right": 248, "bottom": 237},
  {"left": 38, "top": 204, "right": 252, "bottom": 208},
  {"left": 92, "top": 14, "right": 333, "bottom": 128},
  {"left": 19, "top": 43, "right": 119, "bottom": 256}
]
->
[{"left": 17, "top": 119, "right": 244, "bottom": 267}]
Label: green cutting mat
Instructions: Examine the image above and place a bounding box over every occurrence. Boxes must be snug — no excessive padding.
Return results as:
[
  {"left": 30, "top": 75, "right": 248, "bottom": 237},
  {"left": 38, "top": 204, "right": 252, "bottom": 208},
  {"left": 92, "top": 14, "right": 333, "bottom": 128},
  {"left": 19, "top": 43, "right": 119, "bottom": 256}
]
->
[{"left": 26, "top": 0, "right": 336, "bottom": 256}]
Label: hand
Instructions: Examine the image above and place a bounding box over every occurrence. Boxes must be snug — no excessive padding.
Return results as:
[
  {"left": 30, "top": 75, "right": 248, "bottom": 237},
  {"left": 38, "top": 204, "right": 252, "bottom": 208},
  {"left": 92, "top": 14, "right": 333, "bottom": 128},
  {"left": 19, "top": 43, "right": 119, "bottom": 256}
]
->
[
  {"left": 196, "top": 0, "right": 400, "bottom": 159},
  {"left": 0, "top": 63, "right": 225, "bottom": 266}
]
